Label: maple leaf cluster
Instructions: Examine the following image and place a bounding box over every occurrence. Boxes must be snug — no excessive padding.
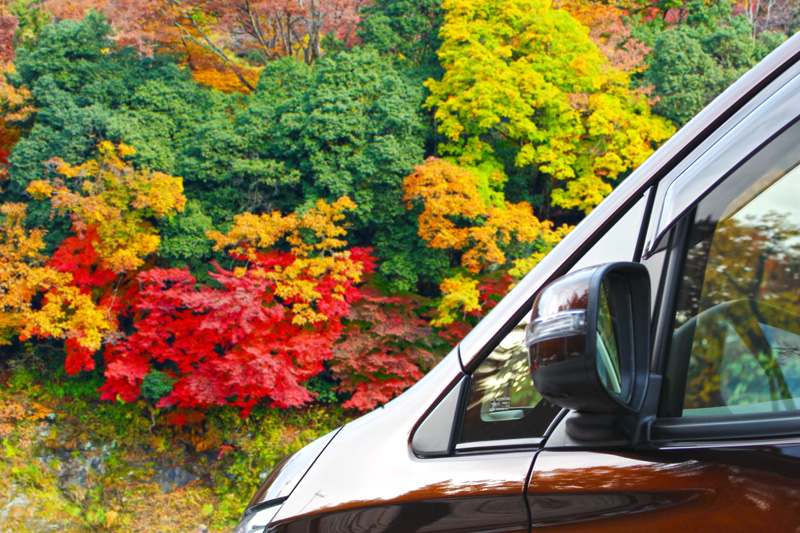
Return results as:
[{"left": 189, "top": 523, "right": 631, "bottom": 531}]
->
[
  {"left": 331, "top": 287, "right": 439, "bottom": 411},
  {"left": 101, "top": 196, "right": 377, "bottom": 415},
  {"left": 404, "top": 157, "right": 572, "bottom": 329},
  {"left": 3, "top": 137, "right": 423, "bottom": 415},
  {"left": 0, "top": 202, "right": 113, "bottom": 366}
]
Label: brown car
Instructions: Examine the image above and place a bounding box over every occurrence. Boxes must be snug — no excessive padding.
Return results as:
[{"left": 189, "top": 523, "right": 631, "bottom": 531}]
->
[{"left": 235, "top": 31, "right": 800, "bottom": 533}]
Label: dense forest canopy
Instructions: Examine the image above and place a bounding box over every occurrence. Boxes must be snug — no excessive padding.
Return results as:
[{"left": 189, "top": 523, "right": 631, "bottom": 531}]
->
[{"left": 0, "top": 0, "right": 793, "bottom": 415}]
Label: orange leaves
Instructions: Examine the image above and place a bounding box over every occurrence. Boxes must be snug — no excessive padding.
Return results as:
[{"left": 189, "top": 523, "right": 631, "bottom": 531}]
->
[
  {"left": 404, "top": 157, "right": 487, "bottom": 253},
  {"left": 559, "top": 2, "right": 651, "bottom": 75},
  {"left": 404, "top": 157, "right": 559, "bottom": 274},
  {"left": 405, "top": 157, "right": 573, "bottom": 327},
  {"left": 28, "top": 142, "right": 186, "bottom": 273},
  {"left": 191, "top": 65, "right": 260, "bottom": 94}
]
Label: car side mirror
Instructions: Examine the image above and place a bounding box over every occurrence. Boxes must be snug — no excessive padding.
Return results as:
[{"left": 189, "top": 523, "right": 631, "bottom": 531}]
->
[{"left": 526, "top": 263, "right": 651, "bottom": 423}]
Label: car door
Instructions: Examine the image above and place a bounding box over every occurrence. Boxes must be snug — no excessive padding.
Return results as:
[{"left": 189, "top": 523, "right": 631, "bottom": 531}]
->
[{"left": 526, "top": 54, "right": 800, "bottom": 532}]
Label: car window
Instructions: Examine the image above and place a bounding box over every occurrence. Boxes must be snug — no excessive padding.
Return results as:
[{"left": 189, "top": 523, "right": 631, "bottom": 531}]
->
[
  {"left": 457, "top": 315, "right": 560, "bottom": 448},
  {"left": 665, "top": 119, "right": 800, "bottom": 418}
]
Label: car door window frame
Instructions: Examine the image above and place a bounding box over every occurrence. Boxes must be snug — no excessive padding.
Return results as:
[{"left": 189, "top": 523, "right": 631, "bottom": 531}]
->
[{"left": 651, "top": 118, "right": 800, "bottom": 444}]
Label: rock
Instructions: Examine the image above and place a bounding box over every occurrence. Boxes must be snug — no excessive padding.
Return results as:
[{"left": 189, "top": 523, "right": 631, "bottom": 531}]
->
[
  {"left": 154, "top": 465, "right": 198, "bottom": 493},
  {"left": 0, "top": 489, "right": 61, "bottom": 532},
  {"left": 56, "top": 451, "right": 106, "bottom": 490},
  {"left": 0, "top": 488, "right": 29, "bottom": 527}
]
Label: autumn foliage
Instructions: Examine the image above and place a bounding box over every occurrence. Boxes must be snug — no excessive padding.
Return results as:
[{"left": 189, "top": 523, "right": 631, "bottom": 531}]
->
[
  {"left": 0, "top": 0, "right": 783, "bottom": 419},
  {"left": 0, "top": 202, "right": 112, "bottom": 369},
  {"left": 102, "top": 197, "right": 377, "bottom": 415},
  {"left": 404, "top": 157, "right": 571, "bottom": 327},
  {"left": 332, "top": 287, "right": 438, "bottom": 411}
]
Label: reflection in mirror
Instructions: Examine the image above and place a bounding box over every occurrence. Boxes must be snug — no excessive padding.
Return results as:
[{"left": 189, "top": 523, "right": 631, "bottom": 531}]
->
[{"left": 596, "top": 282, "right": 622, "bottom": 398}]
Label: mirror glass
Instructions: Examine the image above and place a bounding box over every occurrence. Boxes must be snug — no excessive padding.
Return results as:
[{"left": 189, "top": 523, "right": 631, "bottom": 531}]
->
[{"left": 596, "top": 280, "right": 623, "bottom": 399}]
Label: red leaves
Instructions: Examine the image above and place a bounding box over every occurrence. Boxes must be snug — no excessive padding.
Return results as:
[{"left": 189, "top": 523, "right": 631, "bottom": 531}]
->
[
  {"left": 64, "top": 338, "right": 97, "bottom": 374},
  {"left": 331, "top": 287, "right": 439, "bottom": 411},
  {"left": 102, "top": 250, "right": 375, "bottom": 415},
  {"left": 50, "top": 226, "right": 117, "bottom": 289}
]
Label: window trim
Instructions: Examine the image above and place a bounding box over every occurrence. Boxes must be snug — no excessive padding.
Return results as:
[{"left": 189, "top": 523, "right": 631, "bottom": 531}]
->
[{"left": 653, "top": 410, "right": 800, "bottom": 442}]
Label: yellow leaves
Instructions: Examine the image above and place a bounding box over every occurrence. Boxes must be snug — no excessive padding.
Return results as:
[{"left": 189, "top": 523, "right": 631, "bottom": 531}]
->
[
  {"left": 117, "top": 143, "right": 137, "bottom": 158},
  {"left": 209, "top": 197, "right": 365, "bottom": 325},
  {"left": 405, "top": 157, "right": 556, "bottom": 274},
  {"left": 26, "top": 180, "right": 53, "bottom": 200},
  {"left": 209, "top": 196, "right": 356, "bottom": 260},
  {"left": 208, "top": 211, "right": 293, "bottom": 258},
  {"left": 551, "top": 174, "right": 613, "bottom": 213},
  {"left": 509, "top": 223, "right": 572, "bottom": 278},
  {"left": 131, "top": 171, "right": 187, "bottom": 216},
  {"left": 428, "top": 0, "right": 675, "bottom": 213},
  {"left": 0, "top": 203, "right": 112, "bottom": 351},
  {"left": 20, "top": 285, "right": 113, "bottom": 352},
  {"left": 29, "top": 142, "right": 186, "bottom": 273},
  {"left": 431, "top": 275, "right": 481, "bottom": 327},
  {"left": 97, "top": 140, "right": 116, "bottom": 155}
]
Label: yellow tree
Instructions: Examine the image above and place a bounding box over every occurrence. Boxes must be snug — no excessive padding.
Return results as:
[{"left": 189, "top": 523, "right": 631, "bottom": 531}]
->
[
  {"left": 23, "top": 142, "right": 185, "bottom": 373},
  {"left": 425, "top": 0, "right": 674, "bottom": 213},
  {"left": 208, "top": 196, "right": 371, "bottom": 325},
  {"left": 0, "top": 203, "right": 112, "bottom": 367},
  {"left": 28, "top": 141, "right": 186, "bottom": 273}
]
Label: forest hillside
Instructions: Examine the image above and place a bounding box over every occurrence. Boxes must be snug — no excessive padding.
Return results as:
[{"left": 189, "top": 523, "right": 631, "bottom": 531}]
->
[{"left": 0, "top": 0, "right": 793, "bottom": 530}]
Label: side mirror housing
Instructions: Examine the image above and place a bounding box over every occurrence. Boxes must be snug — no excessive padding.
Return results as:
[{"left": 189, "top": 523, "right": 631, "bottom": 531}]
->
[{"left": 526, "top": 263, "right": 651, "bottom": 422}]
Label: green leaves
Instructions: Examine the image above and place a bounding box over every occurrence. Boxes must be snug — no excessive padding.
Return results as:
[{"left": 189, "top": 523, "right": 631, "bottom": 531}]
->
[
  {"left": 640, "top": 1, "right": 786, "bottom": 127},
  {"left": 245, "top": 49, "right": 431, "bottom": 289}
]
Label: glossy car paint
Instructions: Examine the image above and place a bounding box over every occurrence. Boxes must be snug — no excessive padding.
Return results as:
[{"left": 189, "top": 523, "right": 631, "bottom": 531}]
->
[
  {"left": 236, "top": 32, "right": 800, "bottom": 533},
  {"left": 247, "top": 428, "right": 340, "bottom": 508},
  {"left": 527, "top": 443, "right": 800, "bottom": 531},
  {"left": 268, "top": 353, "right": 534, "bottom": 532}
]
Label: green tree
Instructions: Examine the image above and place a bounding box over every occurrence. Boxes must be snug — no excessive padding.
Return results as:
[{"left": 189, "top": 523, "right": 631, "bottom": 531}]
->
[
  {"left": 358, "top": 0, "right": 444, "bottom": 79},
  {"left": 638, "top": 0, "right": 785, "bottom": 127},
  {"left": 243, "top": 49, "right": 446, "bottom": 291},
  {"left": 5, "top": 12, "right": 249, "bottom": 265},
  {"left": 8, "top": 13, "right": 233, "bottom": 193}
]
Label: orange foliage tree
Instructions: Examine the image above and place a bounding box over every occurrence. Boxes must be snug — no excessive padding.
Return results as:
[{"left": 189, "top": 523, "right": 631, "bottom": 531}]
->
[
  {"left": 42, "top": 0, "right": 363, "bottom": 91},
  {"left": 556, "top": 1, "right": 651, "bottom": 74},
  {"left": 404, "top": 157, "right": 571, "bottom": 328},
  {"left": 0, "top": 202, "right": 112, "bottom": 371}
]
